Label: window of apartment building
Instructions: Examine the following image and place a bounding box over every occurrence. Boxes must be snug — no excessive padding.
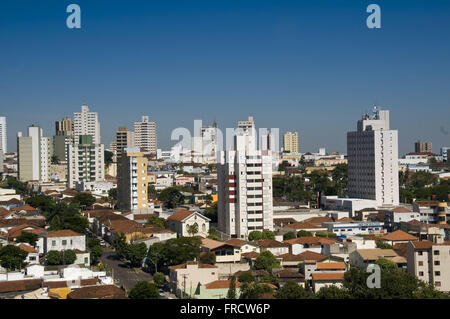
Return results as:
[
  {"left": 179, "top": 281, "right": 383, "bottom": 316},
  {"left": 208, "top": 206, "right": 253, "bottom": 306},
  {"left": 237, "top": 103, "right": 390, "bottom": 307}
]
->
[
  {"left": 434, "top": 250, "right": 440, "bottom": 256},
  {"left": 418, "top": 251, "right": 423, "bottom": 256},
  {"left": 62, "top": 240, "right": 67, "bottom": 245},
  {"left": 435, "top": 271, "right": 441, "bottom": 276},
  {"left": 435, "top": 282, "right": 441, "bottom": 287},
  {"left": 418, "top": 261, "right": 423, "bottom": 266},
  {"left": 419, "top": 271, "right": 424, "bottom": 276},
  {"left": 434, "top": 261, "right": 440, "bottom": 266}
]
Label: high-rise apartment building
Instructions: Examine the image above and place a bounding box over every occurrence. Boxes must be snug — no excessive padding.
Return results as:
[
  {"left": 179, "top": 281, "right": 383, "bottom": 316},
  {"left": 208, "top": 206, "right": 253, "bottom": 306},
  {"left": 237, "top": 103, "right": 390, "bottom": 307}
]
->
[
  {"left": 67, "top": 135, "right": 105, "bottom": 188},
  {"left": 0, "top": 116, "right": 6, "bottom": 154},
  {"left": 415, "top": 140, "right": 432, "bottom": 153},
  {"left": 73, "top": 105, "right": 101, "bottom": 144},
  {"left": 441, "top": 147, "right": 450, "bottom": 162},
  {"left": 55, "top": 117, "right": 73, "bottom": 134},
  {"left": 347, "top": 106, "right": 399, "bottom": 206},
  {"left": 115, "top": 127, "right": 135, "bottom": 158},
  {"left": 54, "top": 117, "right": 74, "bottom": 163},
  {"left": 134, "top": 116, "right": 157, "bottom": 154},
  {"left": 17, "top": 125, "right": 52, "bottom": 182},
  {"left": 283, "top": 131, "right": 299, "bottom": 153},
  {"left": 217, "top": 116, "right": 274, "bottom": 239},
  {"left": 117, "top": 148, "right": 149, "bottom": 212}
]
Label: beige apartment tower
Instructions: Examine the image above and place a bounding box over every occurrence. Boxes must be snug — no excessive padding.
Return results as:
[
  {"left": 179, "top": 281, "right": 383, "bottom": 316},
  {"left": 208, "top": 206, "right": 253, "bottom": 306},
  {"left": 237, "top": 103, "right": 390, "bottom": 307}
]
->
[
  {"left": 134, "top": 116, "right": 157, "bottom": 154},
  {"left": 118, "top": 148, "right": 149, "bottom": 212},
  {"left": 283, "top": 131, "right": 299, "bottom": 153},
  {"left": 115, "top": 127, "right": 135, "bottom": 158}
]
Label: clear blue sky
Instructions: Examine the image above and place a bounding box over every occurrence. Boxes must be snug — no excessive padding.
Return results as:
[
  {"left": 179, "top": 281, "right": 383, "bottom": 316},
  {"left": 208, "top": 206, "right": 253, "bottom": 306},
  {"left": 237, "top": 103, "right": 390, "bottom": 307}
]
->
[{"left": 1, "top": 0, "right": 450, "bottom": 155}]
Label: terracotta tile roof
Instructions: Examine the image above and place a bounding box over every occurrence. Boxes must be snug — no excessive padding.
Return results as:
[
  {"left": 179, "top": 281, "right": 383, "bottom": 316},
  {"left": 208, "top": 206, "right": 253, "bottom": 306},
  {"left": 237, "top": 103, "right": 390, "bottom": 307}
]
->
[
  {"left": 283, "top": 236, "right": 336, "bottom": 246},
  {"left": 234, "top": 269, "right": 269, "bottom": 278},
  {"left": 411, "top": 240, "right": 434, "bottom": 250},
  {"left": 43, "top": 229, "right": 82, "bottom": 238},
  {"left": 312, "top": 272, "right": 345, "bottom": 281},
  {"left": 202, "top": 237, "right": 225, "bottom": 250},
  {"left": 280, "top": 251, "right": 328, "bottom": 262},
  {"left": 255, "top": 239, "right": 289, "bottom": 248},
  {"left": 225, "top": 238, "right": 248, "bottom": 247},
  {"left": 241, "top": 251, "right": 259, "bottom": 259},
  {"left": 61, "top": 189, "right": 78, "bottom": 196},
  {"left": 284, "top": 222, "right": 325, "bottom": 230},
  {"left": 0, "top": 279, "right": 43, "bottom": 293},
  {"left": 10, "top": 205, "right": 37, "bottom": 212},
  {"left": 304, "top": 216, "right": 333, "bottom": 225},
  {"left": 381, "top": 230, "right": 418, "bottom": 241},
  {"left": 273, "top": 218, "right": 297, "bottom": 225},
  {"left": 273, "top": 269, "right": 305, "bottom": 279},
  {"left": 0, "top": 218, "right": 45, "bottom": 228},
  {"left": 0, "top": 207, "right": 13, "bottom": 217},
  {"left": 205, "top": 280, "right": 240, "bottom": 289},
  {"left": 167, "top": 209, "right": 194, "bottom": 222},
  {"left": 393, "top": 243, "right": 408, "bottom": 257},
  {"left": 7, "top": 224, "right": 46, "bottom": 238},
  {"left": 316, "top": 262, "right": 346, "bottom": 270},
  {"left": 0, "top": 198, "right": 22, "bottom": 205},
  {"left": 337, "top": 217, "right": 355, "bottom": 222},
  {"left": 133, "top": 213, "right": 157, "bottom": 220},
  {"left": 17, "top": 243, "right": 38, "bottom": 253},
  {"left": 391, "top": 207, "right": 412, "bottom": 213},
  {"left": 67, "top": 285, "right": 127, "bottom": 299},
  {"left": 356, "top": 249, "right": 402, "bottom": 261},
  {"left": 44, "top": 278, "right": 99, "bottom": 289},
  {"left": 169, "top": 262, "right": 218, "bottom": 270}
]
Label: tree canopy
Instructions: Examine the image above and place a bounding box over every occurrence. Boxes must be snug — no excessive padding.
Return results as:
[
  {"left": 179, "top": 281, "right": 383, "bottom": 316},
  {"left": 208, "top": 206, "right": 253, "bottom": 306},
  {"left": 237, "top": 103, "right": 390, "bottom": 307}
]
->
[
  {"left": 128, "top": 281, "right": 160, "bottom": 299},
  {"left": 0, "top": 245, "right": 28, "bottom": 270}
]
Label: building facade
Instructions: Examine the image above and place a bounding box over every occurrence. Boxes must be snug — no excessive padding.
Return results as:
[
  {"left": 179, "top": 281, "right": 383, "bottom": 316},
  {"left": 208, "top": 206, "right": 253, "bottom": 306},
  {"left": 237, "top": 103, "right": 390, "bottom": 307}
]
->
[
  {"left": 347, "top": 106, "right": 399, "bottom": 206},
  {"left": 0, "top": 116, "right": 6, "bottom": 154},
  {"left": 117, "top": 148, "right": 149, "bottom": 212},
  {"left": 217, "top": 116, "right": 274, "bottom": 239},
  {"left": 115, "top": 127, "right": 135, "bottom": 158},
  {"left": 73, "top": 105, "right": 101, "bottom": 144},
  {"left": 134, "top": 116, "right": 157, "bottom": 154},
  {"left": 415, "top": 140, "right": 432, "bottom": 154},
  {"left": 67, "top": 135, "right": 105, "bottom": 188},
  {"left": 283, "top": 131, "right": 299, "bottom": 153}
]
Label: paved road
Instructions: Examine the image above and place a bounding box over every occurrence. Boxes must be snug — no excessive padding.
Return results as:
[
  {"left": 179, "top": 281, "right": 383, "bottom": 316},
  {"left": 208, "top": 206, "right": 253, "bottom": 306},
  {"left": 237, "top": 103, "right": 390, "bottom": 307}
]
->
[{"left": 100, "top": 248, "right": 153, "bottom": 291}]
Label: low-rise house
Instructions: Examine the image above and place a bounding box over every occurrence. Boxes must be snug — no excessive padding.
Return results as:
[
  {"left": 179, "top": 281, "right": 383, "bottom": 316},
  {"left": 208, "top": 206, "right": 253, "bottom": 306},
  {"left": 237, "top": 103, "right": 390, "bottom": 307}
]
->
[
  {"left": 349, "top": 248, "right": 407, "bottom": 270},
  {"left": 201, "top": 238, "right": 241, "bottom": 263},
  {"left": 321, "top": 238, "right": 357, "bottom": 262},
  {"left": 193, "top": 279, "right": 241, "bottom": 299},
  {"left": 384, "top": 207, "right": 420, "bottom": 232},
  {"left": 224, "top": 239, "right": 260, "bottom": 255},
  {"left": 406, "top": 240, "right": 450, "bottom": 292},
  {"left": 169, "top": 261, "right": 218, "bottom": 298},
  {"left": 273, "top": 268, "right": 305, "bottom": 287},
  {"left": 280, "top": 251, "right": 330, "bottom": 268},
  {"left": 41, "top": 230, "right": 86, "bottom": 255},
  {"left": 16, "top": 243, "right": 39, "bottom": 265},
  {"left": 166, "top": 209, "right": 210, "bottom": 238},
  {"left": 253, "top": 239, "right": 289, "bottom": 256},
  {"left": 283, "top": 236, "right": 336, "bottom": 255},
  {"left": 311, "top": 272, "right": 345, "bottom": 292},
  {"left": 379, "top": 230, "right": 418, "bottom": 246},
  {"left": 67, "top": 285, "right": 127, "bottom": 299},
  {"left": 281, "top": 222, "right": 328, "bottom": 235}
]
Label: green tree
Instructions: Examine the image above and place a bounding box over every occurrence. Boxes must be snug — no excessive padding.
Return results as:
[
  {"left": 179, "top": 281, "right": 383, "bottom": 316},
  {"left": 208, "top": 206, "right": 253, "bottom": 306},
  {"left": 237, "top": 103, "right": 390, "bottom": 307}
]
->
[
  {"left": 278, "top": 160, "right": 290, "bottom": 171},
  {"left": 16, "top": 231, "right": 38, "bottom": 247},
  {"left": 239, "top": 283, "right": 274, "bottom": 299},
  {"left": 226, "top": 275, "right": 237, "bottom": 299},
  {"left": 147, "top": 215, "right": 165, "bottom": 228},
  {"left": 376, "top": 240, "right": 393, "bottom": 249},
  {"left": 90, "top": 245, "right": 104, "bottom": 265},
  {"left": 158, "top": 187, "right": 184, "bottom": 209},
  {"left": 153, "top": 272, "right": 165, "bottom": 287},
  {"left": 316, "top": 231, "right": 337, "bottom": 238},
  {"left": 261, "top": 230, "right": 275, "bottom": 240},
  {"left": 46, "top": 250, "right": 62, "bottom": 265},
  {"left": 61, "top": 250, "right": 77, "bottom": 265},
  {"left": 199, "top": 252, "right": 216, "bottom": 265},
  {"left": 128, "top": 281, "right": 160, "bottom": 299},
  {"left": 332, "top": 163, "right": 348, "bottom": 196},
  {"left": 0, "top": 245, "right": 28, "bottom": 270},
  {"left": 248, "top": 231, "right": 263, "bottom": 241},
  {"left": 108, "top": 188, "right": 117, "bottom": 202},
  {"left": 375, "top": 258, "right": 398, "bottom": 271},
  {"left": 104, "top": 150, "right": 114, "bottom": 168},
  {"left": 203, "top": 204, "right": 218, "bottom": 223},
  {"left": 254, "top": 251, "right": 281, "bottom": 272},
  {"left": 315, "top": 285, "right": 350, "bottom": 299},
  {"left": 283, "top": 231, "right": 296, "bottom": 240},
  {"left": 71, "top": 193, "right": 96, "bottom": 209},
  {"left": 156, "top": 237, "right": 202, "bottom": 266},
  {"left": 237, "top": 272, "right": 255, "bottom": 284},
  {"left": 297, "top": 230, "right": 313, "bottom": 237},
  {"left": 275, "top": 281, "right": 315, "bottom": 299},
  {"left": 124, "top": 243, "right": 148, "bottom": 267},
  {"left": 147, "top": 242, "right": 165, "bottom": 273},
  {"left": 186, "top": 223, "right": 199, "bottom": 236},
  {"left": 113, "top": 233, "right": 128, "bottom": 259}
]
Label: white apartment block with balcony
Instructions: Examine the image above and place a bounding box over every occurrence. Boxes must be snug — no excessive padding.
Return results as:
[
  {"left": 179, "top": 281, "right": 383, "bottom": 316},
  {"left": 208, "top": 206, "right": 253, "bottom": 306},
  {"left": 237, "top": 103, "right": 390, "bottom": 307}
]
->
[
  {"left": 67, "top": 136, "right": 105, "bottom": 188},
  {"left": 134, "top": 116, "right": 157, "bottom": 154},
  {"left": 0, "top": 116, "right": 6, "bottom": 154},
  {"left": 217, "top": 116, "right": 274, "bottom": 239},
  {"left": 73, "top": 105, "right": 101, "bottom": 144},
  {"left": 347, "top": 106, "right": 399, "bottom": 207}
]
